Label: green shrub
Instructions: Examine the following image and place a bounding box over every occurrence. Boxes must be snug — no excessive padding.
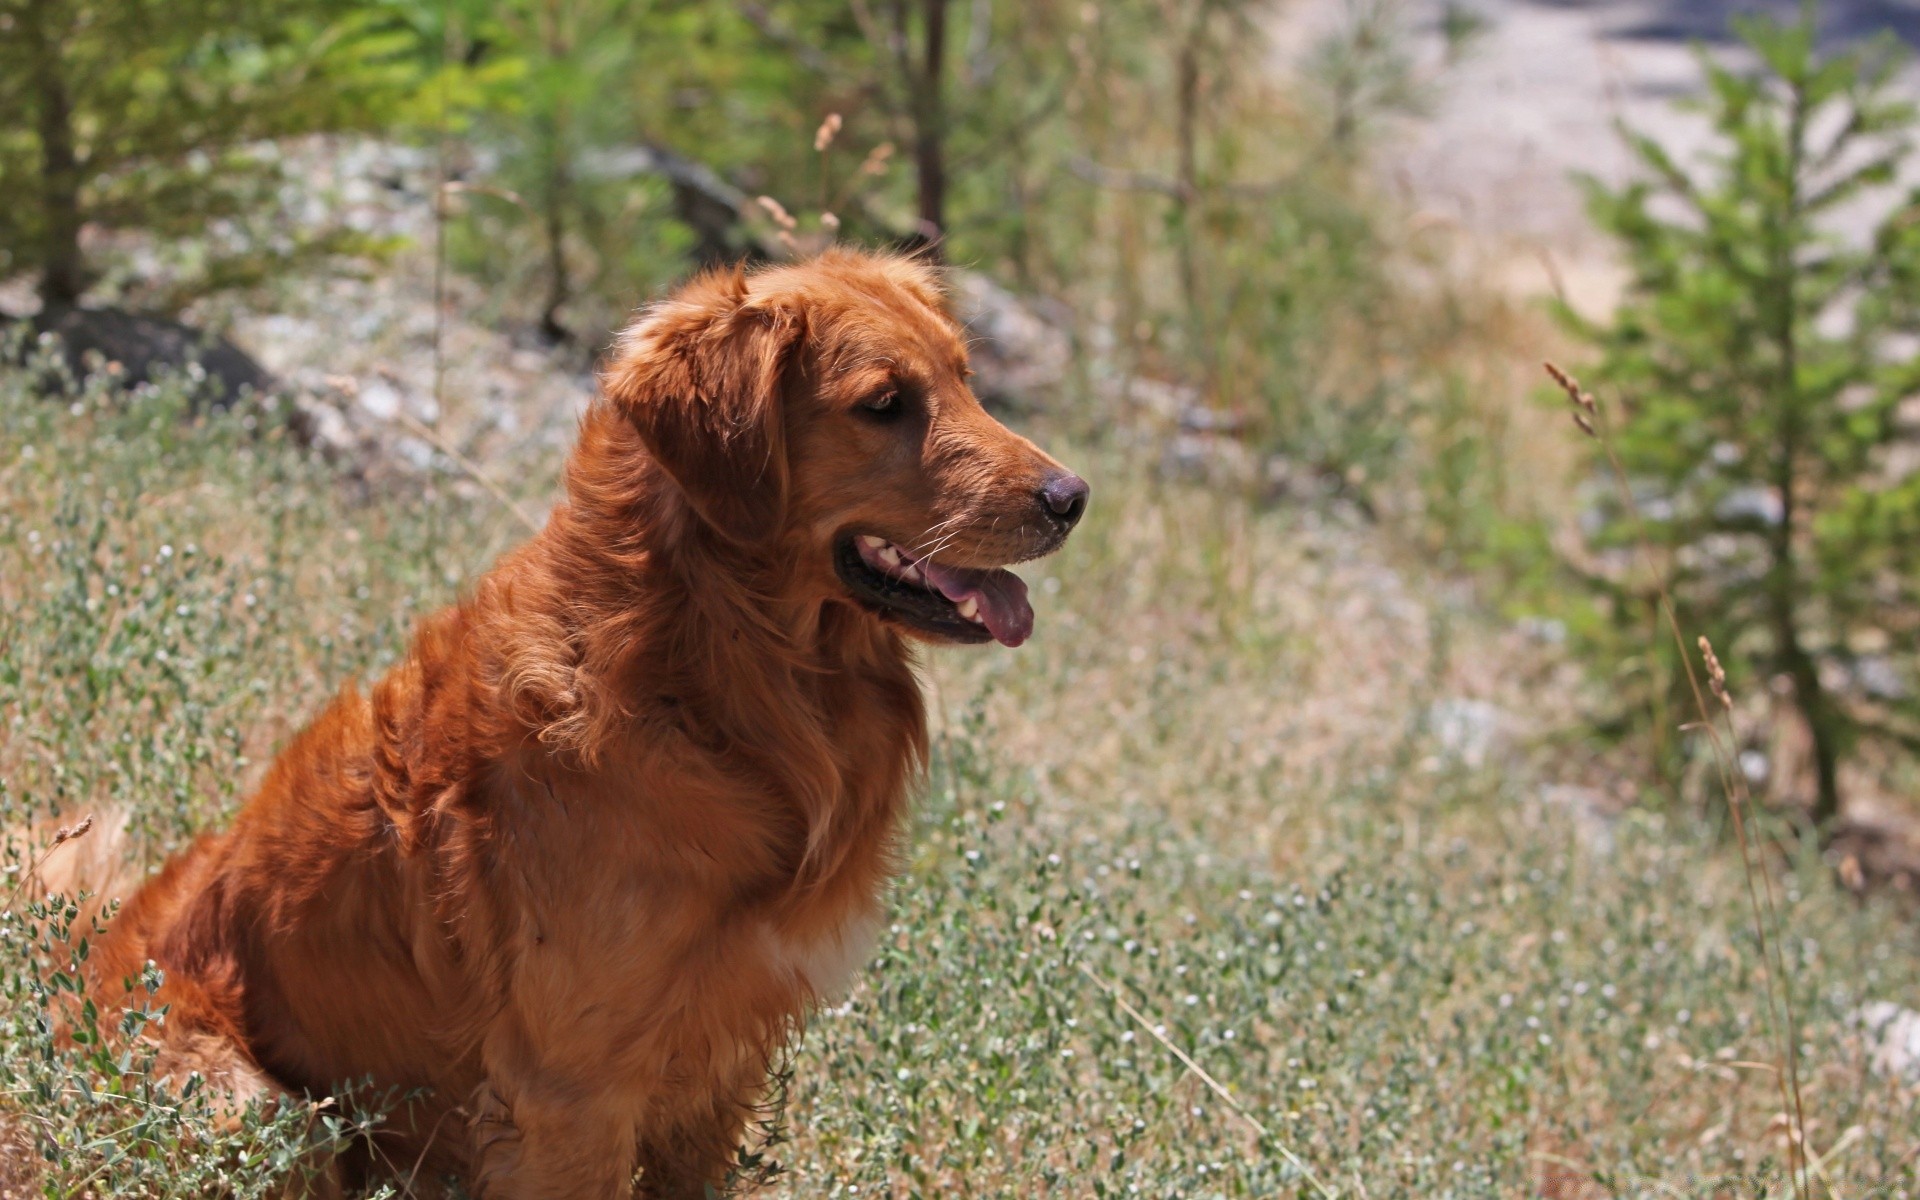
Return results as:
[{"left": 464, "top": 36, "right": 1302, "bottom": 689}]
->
[{"left": 1561, "top": 6, "right": 1920, "bottom": 823}]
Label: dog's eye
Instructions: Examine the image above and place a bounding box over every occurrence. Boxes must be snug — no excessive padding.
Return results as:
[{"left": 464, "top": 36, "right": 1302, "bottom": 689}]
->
[{"left": 859, "top": 388, "right": 902, "bottom": 418}]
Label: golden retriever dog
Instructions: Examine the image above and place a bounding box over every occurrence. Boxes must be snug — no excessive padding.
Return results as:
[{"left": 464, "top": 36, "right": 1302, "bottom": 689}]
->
[{"left": 63, "top": 249, "right": 1088, "bottom": 1197}]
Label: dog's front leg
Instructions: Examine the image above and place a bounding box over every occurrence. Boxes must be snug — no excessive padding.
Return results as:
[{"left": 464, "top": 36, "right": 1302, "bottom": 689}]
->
[
  {"left": 465, "top": 1058, "right": 757, "bottom": 1200},
  {"left": 467, "top": 1049, "right": 642, "bottom": 1199},
  {"left": 631, "top": 1098, "right": 754, "bottom": 1200}
]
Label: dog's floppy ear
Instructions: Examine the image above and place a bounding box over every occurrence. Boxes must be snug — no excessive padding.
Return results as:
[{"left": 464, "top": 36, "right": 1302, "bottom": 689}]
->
[{"left": 604, "top": 270, "right": 801, "bottom": 544}]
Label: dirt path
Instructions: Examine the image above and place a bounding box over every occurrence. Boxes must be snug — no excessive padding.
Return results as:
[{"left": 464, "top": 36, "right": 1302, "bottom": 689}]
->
[{"left": 1271, "top": 0, "right": 1920, "bottom": 304}]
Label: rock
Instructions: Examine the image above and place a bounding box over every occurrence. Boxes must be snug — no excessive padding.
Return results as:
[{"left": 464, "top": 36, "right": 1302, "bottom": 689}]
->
[
  {"left": 1714, "top": 485, "right": 1784, "bottom": 528},
  {"left": 1856, "top": 1002, "right": 1920, "bottom": 1081},
  {"left": 286, "top": 388, "right": 356, "bottom": 457},
  {"left": 17, "top": 305, "right": 276, "bottom": 406},
  {"left": 280, "top": 370, "right": 440, "bottom": 472},
  {"left": 1516, "top": 616, "right": 1567, "bottom": 645},
  {"left": 1425, "top": 698, "right": 1513, "bottom": 770},
  {"left": 354, "top": 377, "right": 403, "bottom": 420},
  {"left": 577, "top": 143, "right": 774, "bottom": 266},
  {"left": 1120, "top": 375, "right": 1203, "bottom": 424},
  {"left": 1262, "top": 454, "right": 1351, "bottom": 507},
  {"left": 1539, "top": 784, "right": 1616, "bottom": 855},
  {"left": 949, "top": 271, "right": 1070, "bottom": 411},
  {"left": 1826, "top": 813, "right": 1920, "bottom": 896},
  {"left": 1851, "top": 656, "right": 1910, "bottom": 702},
  {"left": 1177, "top": 404, "right": 1247, "bottom": 435},
  {"left": 1158, "top": 431, "right": 1260, "bottom": 489}
]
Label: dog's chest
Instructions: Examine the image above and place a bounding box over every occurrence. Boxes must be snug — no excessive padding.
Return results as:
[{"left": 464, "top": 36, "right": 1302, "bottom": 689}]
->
[
  {"left": 500, "top": 666, "right": 916, "bottom": 1000},
  {"left": 763, "top": 904, "right": 884, "bottom": 1001}
]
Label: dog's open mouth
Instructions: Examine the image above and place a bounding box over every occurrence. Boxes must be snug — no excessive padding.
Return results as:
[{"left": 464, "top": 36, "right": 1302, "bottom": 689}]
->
[{"left": 835, "top": 535, "right": 1034, "bottom": 647}]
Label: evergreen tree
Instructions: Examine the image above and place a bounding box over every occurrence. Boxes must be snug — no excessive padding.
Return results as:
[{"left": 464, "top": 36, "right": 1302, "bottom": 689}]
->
[
  {"left": 1566, "top": 5, "right": 1920, "bottom": 825},
  {"left": 0, "top": 0, "right": 414, "bottom": 310}
]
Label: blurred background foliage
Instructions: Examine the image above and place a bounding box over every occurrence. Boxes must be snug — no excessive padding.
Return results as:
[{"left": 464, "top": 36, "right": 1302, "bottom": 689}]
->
[
  {"left": 0, "top": 0, "right": 1552, "bottom": 632},
  {"left": 2, "top": 0, "right": 1476, "bottom": 470},
  {"left": 0, "top": 0, "right": 420, "bottom": 310}
]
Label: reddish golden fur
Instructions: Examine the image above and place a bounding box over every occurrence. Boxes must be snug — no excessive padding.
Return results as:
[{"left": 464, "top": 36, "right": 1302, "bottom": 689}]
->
[{"left": 65, "top": 251, "right": 1079, "bottom": 1197}]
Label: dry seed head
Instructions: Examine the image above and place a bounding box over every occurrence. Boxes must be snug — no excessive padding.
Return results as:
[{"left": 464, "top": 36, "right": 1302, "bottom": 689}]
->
[
  {"left": 756, "top": 196, "right": 797, "bottom": 231},
  {"left": 51, "top": 814, "right": 93, "bottom": 849},
  {"left": 1543, "top": 361, "right": 1599, "bottom": 414},
  {"left": 859, "top": 142, "right": 895, "bottom": 176},
  {"left": 1764, "top": 1112, "right": 1805, "bottom": 1146},
  {"left": 814, "top": 112, "right": 843, "bottom": 153},
  {"left": 1698, "top": 636, "right": 1732, "bottom": 710},
  {"left": 1837, "top": 853, "right": 1865, "bottom": 893}
]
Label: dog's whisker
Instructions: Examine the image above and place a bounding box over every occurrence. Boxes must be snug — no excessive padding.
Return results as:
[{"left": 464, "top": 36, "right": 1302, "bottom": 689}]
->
[
  {"left": 908, "top": 528, "right": 960, "bottom": 554},
  {"left": 910, "top": 528, "right": 967, "bottom": 562},
  {"left": 906, "top": 518, "right": 970, "bottom": 561},
  {"left": 911, "top": 529, "right": 959, "bottom": 556}
]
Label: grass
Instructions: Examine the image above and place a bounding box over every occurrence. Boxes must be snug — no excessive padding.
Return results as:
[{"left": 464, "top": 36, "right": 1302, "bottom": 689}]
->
[{"left": 2, "top": 348, "right": 1918, "bottom": 1197}]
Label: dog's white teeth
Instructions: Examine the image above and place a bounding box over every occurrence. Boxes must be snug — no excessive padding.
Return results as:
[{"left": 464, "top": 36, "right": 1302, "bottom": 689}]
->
[
  {"left": 858, "top": 536, "right": 925, "bottom": 584},
  {"left": 957, "top": 596, "right": 980, "bottom": 621}
]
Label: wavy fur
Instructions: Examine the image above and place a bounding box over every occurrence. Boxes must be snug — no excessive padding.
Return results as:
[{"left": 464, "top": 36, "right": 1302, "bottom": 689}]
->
[{"left": 69, "top": 249, "right": 1077, "bottom": 1198}]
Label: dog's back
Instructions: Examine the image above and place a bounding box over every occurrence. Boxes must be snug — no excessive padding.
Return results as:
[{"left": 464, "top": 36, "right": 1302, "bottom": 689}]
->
[{"left": 79, "top": 626, "right": 511, "bottom": 1180}]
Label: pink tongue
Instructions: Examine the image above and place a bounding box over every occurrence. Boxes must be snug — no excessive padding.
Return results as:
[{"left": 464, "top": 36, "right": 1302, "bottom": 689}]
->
[{"left": 918, "top": 560, "right": 1034, "bottom": 647}]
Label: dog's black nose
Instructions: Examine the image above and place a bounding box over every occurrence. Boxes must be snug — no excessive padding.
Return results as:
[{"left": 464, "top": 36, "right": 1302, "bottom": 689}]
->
[{"left": 1039, "top": 471, "right": 1089, "bottom": 528}]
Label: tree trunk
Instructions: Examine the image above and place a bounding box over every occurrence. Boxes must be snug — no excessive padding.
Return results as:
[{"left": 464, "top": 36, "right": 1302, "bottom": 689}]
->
[
  {"left": 1766, "top": 486, "right": 1841, "bottom": 822},
  {"left": 25, "top": 0, "right": 85, "bottom": 308},
  {"left": 535, "top": 9, "right": 574, "bottom": 343},
  {"left": 1782, "top": 629, "right": 1842, "bottom": 825},
  {"left": 1763, "top": 414, "right": 1841, "bottom": 822},
  {"left": 537, "top": 108, "right": 573, "bottom": 343},
  {"left": 911, "top": 0, "right": 949, "bottom": 256},
  {"left": 1766, "top": 71, "right": 1841, "bottom": 827},
  {"left": 1173, "top": 1, "right": 1208, "bottom": 325}
]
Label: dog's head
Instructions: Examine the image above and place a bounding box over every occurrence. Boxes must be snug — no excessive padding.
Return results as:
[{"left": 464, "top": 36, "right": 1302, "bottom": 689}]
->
[{"left": 602, "top": 250, "right": 1087, "bottom": 648}]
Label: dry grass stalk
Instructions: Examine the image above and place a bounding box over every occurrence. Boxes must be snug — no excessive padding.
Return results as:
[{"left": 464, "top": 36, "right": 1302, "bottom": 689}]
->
[
  {"left": 1698, "top": 631, "right": 1812, "bottom": 1199},
  {"left": 1546, "top": 362, "right": 1598, "bottom": 438},
  {"left": 440, "top": 180, "right": 536, "bottom": 220},
  {"left": 1542, "top": 362, "right": 1813, "bottom": 1199},
  {"left": 756, "top": 195, "right": 798, "bottom": 231},
  {"left": 2, "top": 813, "right": 93, "bottom": 912},
  {"left": 388, "top": 408, "right": 541, "bottom": 536},
  {"left": 755, "top": 194, "right": 801, "bottom": 253},
  {"left": 1076, "top": 962, "right": 1337, "bottom": 1200},
  {"left": 1836, "top": 853, "right": 1865, "bottom": 895}
]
